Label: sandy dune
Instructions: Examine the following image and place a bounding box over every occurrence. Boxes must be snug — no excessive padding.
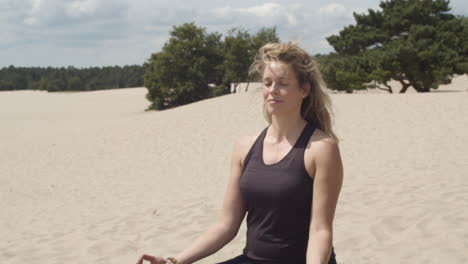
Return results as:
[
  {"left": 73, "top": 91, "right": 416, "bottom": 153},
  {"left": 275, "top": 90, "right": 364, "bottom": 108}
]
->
[{"left": 1, "top": 75, "right": 467, "bottom": 264}]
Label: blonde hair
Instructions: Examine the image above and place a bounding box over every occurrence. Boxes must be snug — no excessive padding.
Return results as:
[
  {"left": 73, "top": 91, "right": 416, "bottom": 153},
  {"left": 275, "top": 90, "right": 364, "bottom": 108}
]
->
[{"left": 249, "top": 41, "right": 338, "bottom": 141}]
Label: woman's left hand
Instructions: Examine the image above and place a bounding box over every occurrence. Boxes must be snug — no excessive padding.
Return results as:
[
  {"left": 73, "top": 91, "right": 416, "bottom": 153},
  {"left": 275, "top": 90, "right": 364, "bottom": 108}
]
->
[{"left": 135, "top": 254, "right": 169, "bottom": 264}]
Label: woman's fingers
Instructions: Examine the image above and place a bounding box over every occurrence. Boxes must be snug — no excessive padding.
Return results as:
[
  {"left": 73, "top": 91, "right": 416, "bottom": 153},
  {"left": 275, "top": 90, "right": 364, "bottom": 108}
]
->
[
  {"left": 136, "top": 254, "right": 170, "bottom": 264},
  {"left": 136, "top": 254, "right": 157, "bottom": 264}
]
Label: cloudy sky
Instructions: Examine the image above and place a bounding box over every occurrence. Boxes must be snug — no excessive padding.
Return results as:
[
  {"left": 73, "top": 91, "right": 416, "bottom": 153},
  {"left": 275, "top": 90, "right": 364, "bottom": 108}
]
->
[{"left": 2, "top": 0, "right": 467, "bottom": 68}]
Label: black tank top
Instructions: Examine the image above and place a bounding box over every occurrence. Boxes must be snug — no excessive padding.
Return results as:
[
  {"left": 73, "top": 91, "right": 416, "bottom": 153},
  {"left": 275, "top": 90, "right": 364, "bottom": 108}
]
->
[{"left": 239, "top": 121, "right": 336, "bottom": 264}]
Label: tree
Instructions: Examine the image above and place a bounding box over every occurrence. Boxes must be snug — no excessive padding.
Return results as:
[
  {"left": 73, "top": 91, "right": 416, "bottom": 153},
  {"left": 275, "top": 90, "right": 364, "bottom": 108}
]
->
[
  {"left": 317, "top": 53, "right": 371, "bottom": 93},
  {"left": 249, "top": 27, "right": 280, "bottom": 59},
  {"left": 326, "top": 0, "right": 467, "bottom": 93},
  {"left": 455, "top": 15, "right": 468, "bottom": 74},
  {"left": 222, "top": 28, "right": 252, "bottom": 93},
  {"left": 144, "top": 23, "right": 224, "bottom": 110},
  {"left": 222, "top": 27, "right": 279, "bottom": 93}
]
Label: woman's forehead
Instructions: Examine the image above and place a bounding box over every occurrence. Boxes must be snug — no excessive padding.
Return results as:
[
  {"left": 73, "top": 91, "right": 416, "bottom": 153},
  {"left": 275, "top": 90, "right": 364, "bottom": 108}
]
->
[{"left": 263, "top": 61, "right": 294, "bottom": 79}]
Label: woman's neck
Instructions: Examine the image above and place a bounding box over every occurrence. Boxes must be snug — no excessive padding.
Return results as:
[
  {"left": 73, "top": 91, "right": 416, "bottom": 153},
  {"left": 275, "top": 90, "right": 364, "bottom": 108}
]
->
[{"left": 268, "top": 115, "right": 307, "bottom": 144}]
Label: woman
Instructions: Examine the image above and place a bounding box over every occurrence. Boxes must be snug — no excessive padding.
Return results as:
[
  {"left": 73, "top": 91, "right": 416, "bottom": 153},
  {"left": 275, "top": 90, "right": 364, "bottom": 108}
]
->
[{"left": 136, "top": 42, "right": 343, "bottom": 264}]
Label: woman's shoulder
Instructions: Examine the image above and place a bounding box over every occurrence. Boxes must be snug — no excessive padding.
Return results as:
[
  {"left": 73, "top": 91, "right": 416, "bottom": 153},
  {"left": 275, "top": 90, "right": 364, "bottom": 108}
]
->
[
  {"left": 306, "top": 128, "right": 340, "bottom": 160},
  {"left": 309, "top": 127, "right": 339, "bottom": 146},
  {"left": 305, "top": 128, "right": 341, "bottom": 177}
]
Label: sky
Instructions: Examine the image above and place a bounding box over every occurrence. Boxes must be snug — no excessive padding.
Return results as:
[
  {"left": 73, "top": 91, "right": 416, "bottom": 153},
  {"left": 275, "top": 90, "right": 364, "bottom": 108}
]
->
[{"left": 1, "top": 0, "right": 467, "bottom": 68}]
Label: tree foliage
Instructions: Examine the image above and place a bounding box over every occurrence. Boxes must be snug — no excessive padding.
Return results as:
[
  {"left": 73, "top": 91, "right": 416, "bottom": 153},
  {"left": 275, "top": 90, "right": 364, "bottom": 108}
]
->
[
  {"left": 222, "top": 27, "right": 279, "bottom": 93},
  {"left": 317, "top": 53, "right": 371, "bottom": 93},
  {"left": 0, "top": 65, "right": 144, "bottom": 92},
  {"left": 456, "top": 15, "right": 468, "bottom": 73},
  {"left": 144, "top": 23, "right": 225, "bottom": 109},
  {"left": 324, "top": 0, "right": 467, "bottom": 93},
  {"left": 144, "top": 23, "right": 279, "bottom": 110}
]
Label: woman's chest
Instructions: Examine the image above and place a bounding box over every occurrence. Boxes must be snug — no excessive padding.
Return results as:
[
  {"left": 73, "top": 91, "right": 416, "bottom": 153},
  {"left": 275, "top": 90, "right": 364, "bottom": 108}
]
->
[{"left": 240, "top": 165, "right": 313, "bottom": 205}]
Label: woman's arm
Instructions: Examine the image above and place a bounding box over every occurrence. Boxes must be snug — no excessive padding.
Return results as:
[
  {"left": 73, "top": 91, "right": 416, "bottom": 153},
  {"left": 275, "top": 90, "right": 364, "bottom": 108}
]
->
[
  {"left": 306, "top": 137, "right": 343, "bottom": 264},
  {"left": 171, "top": 137, "right": 249, "bottom": 264}
]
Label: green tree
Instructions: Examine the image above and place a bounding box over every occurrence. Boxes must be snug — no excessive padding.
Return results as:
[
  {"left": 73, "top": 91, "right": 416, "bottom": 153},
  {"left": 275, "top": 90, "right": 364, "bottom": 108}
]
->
[
  {"left": 455, "top": 15, "right": 468, "bottom": 74},
  {"left": 68, "top": 76, "right": 83, "bottom": 91},
  {"left": 144, "top": 23, "right": 224, "bottom": 110},
  {"left": 223, "top": 27, "right": 279, "bottom": 93},
  {"left": 318, "top": 53, "right": 371, "bottom": 93},
  {"left": 249, "top": 27, "right": 280, "bottom": 60},
  {"left": 326, "top": 0, "right": 467, "bottom": 93},
  {"left": 222, "top": 28, "right": 252, "bottom": 93}
]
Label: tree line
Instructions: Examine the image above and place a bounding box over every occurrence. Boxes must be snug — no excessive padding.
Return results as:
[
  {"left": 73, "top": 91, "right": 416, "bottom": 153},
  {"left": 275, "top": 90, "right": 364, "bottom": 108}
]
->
[{"left": 0, "top": 65, "right": 144, "bottom": 92}]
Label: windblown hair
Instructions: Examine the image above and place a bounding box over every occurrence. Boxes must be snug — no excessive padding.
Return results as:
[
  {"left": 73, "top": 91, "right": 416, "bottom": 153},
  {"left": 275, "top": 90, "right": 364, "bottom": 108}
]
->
[{"left": 249, "top": 41, "right": 338, "bottom": 141}]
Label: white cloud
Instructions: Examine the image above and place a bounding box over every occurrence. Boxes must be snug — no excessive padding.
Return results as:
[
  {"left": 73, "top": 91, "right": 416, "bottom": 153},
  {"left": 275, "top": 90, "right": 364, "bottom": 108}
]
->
[
  {"left": 212, "top": 6, "right": 231, "bottom": 17},
  {"left": 318, "top": 3, "right": 348, "bottom": 17},
  {"left": 23, "top": 17, "right": 38, "bottom": 26},
  {"left": 240, "top": 3, "right": 282, "bottom": 17},
  {"left": 66, "top": 0, "right": 99, "bottom": 18},
  {"left": 212, "top": 3, "right": 298, "bottom": 26},
  {"left": 22, "top": 0, "right": 43, "bottom": 25},
  {"left": 30, "top": 0, "right": 42, "bottom": 12}
]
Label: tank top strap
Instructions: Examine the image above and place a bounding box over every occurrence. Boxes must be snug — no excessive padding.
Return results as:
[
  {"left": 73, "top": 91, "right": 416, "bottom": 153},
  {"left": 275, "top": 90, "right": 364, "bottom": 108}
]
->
[
  {"left": 295, "top": 121, "right": 317, "bottom": 149},
  {"left": 242, "top": 126, "right": 269, "bottom": 173}
]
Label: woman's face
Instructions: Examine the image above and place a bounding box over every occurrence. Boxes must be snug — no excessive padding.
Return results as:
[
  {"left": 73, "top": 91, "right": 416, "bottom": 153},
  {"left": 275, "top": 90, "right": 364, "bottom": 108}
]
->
[{"left": 262, "top": 61, "right": 308, "bottom": 116}]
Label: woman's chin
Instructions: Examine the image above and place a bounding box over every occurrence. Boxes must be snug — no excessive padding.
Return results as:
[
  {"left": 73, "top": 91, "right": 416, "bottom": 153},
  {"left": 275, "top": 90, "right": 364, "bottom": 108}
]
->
[{"left": 267, "top": 109, "right": 286, "bottom": 116}]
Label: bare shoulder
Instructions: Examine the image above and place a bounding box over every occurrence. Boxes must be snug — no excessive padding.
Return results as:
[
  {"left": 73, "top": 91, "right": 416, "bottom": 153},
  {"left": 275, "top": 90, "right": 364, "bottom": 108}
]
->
[
  {"left": 308, "top": 128, "right": 340, "bottom": 151},
  {"left": 305, "top": 128, "right": 341, "bottom": 177}
]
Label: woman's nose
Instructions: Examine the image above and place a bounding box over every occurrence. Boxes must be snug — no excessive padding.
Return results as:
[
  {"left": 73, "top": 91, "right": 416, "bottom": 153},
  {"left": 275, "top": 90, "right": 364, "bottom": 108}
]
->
[{"left": 268, "top": 83, "right": 280, "bottom": 93}]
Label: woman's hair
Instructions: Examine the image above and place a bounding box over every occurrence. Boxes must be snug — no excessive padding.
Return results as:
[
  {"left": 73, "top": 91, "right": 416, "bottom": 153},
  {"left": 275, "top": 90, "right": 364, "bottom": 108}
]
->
[{"left": 249, "top": 41, "right": 338, "bottom": 141}]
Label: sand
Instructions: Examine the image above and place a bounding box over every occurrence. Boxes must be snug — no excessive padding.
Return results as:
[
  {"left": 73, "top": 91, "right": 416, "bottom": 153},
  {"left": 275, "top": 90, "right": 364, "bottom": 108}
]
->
[{"left": 1, "top": 75, "right": 467, "bottom": 264}]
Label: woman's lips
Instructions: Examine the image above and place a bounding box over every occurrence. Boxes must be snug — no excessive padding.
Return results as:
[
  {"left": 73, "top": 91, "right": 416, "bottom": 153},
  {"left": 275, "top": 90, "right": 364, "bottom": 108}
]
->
[{"left": 268, "top": 99, "right": 283, "bottom": 104}]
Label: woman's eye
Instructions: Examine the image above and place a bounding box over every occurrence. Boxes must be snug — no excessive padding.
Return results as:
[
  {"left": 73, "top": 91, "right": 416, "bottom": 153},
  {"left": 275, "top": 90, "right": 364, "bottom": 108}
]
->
[{"left": 263, "top": 81, "right": 287, "bottom": 87}]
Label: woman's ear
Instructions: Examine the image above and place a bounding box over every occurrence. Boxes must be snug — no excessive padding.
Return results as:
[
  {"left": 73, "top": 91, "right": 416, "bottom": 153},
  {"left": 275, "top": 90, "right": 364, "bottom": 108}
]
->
[{"left": 302, "top": 81, "right": 311, "bottom": 98}]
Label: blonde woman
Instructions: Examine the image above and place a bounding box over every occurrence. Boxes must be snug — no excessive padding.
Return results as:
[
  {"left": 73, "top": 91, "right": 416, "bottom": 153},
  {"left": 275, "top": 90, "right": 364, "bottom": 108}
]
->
[{"left": 136, "top": 42, "right": 343, "bottom": 264}]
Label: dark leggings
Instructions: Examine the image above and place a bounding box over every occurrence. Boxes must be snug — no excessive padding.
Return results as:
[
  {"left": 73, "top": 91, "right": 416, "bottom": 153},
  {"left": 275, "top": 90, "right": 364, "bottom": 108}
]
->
[
  {"left": 215, "top": 249, "right": 337, "bottom": 264},
  {"left": 215, "top": 254, "right": 256, "bottom": 264}
]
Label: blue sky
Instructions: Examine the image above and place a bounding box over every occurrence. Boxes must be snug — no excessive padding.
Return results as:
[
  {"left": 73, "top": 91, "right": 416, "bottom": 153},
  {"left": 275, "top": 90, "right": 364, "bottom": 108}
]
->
[{"left": 1, "top": 0, "right": 467, "bottom": 67}]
